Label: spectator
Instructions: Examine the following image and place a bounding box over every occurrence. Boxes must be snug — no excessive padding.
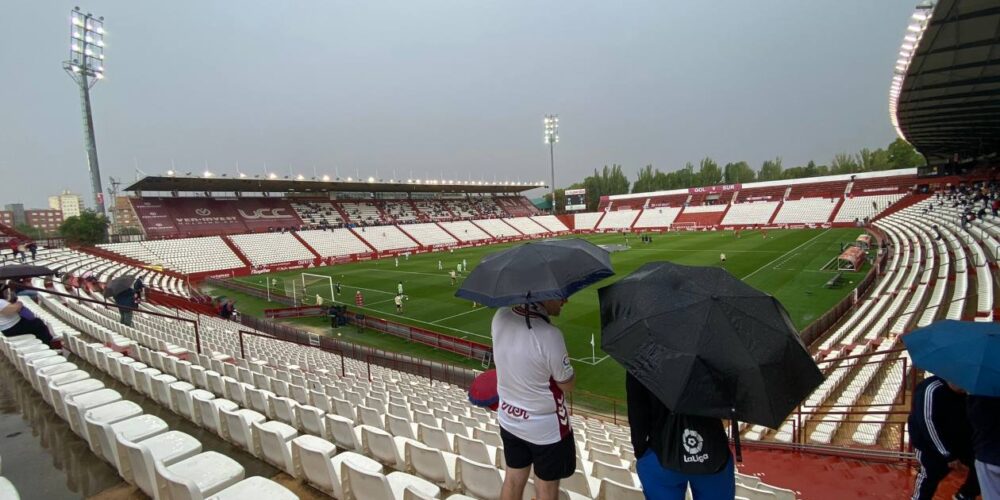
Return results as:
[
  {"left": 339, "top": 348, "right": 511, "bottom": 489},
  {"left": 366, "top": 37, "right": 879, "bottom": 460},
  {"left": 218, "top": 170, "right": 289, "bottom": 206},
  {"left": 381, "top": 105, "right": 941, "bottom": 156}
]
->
[
  {"left": 114, "top": 283, "right": 140, "bottom": 327},
  {"left": 27, "top": 242, "right": 37, "bottom": 261},
  {"left": 907, "top": 375, "right": 979, "bottom": 500},
  {"left": 967, "top": 395, "right": 1000, "bottom": 499},
  {"left": 627, "top": 372, "right": 734, "bottom": 499},
  {"left": 219, "top": 298, "right": 236, "bottom": 319},
  {"left": 493, "top": 300, "right": 576, "bottom": 500},
  {"left": 0, "top": 281, "right": 54, "bottom": 347}
]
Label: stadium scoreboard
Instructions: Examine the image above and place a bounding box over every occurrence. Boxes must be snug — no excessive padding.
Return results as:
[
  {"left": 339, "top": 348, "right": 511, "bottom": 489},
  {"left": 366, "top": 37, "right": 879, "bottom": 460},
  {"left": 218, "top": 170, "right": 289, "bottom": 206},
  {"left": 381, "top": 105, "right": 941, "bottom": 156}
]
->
[{"left": 565, "top": 188, "right": 587, "bottom": 211}]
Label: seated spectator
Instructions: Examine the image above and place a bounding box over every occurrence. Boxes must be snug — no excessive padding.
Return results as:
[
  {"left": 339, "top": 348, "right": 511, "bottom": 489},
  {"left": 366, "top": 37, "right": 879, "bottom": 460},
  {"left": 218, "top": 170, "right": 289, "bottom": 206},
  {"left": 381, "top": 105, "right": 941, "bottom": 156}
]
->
[{"left": 0, "top": 281, "right": 54, "bottom": 347}]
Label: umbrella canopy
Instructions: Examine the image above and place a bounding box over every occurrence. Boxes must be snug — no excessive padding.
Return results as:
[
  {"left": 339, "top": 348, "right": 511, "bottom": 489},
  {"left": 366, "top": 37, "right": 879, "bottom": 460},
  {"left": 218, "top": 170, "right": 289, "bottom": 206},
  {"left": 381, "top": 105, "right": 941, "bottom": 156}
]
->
[
  {"left": 903, "top": 320, "right": 1000, "bottom": 397},
  {"left": 455, "top": 238, "right": 614, "bottom": 307},
  {"left": 599, "top": 261, "right": 823, "bottom": 429},
  {"left": 468, "top": 369, "right": 499, "bottom": 411},
  {"left": 103, "top": 274, "right": 138, "bottom": 298},
  {"left": 0, "top": 264, "right": 55, "bottom": 280}
]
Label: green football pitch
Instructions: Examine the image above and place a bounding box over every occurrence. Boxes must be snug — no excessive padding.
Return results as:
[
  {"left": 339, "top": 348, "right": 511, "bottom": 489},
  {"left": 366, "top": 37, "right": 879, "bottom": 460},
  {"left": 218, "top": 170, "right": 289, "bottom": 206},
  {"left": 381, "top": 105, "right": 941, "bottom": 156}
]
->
[{"left": 209, "top": 228, "right": 867, "bottom": 402}]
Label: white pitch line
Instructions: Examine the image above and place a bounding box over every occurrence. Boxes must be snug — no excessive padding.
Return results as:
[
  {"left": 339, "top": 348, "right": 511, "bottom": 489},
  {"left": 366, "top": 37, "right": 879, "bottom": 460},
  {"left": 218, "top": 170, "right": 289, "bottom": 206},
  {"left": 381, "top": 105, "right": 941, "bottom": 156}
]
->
[
  {"left": 341, "top": 268, "right": 452, "bottom": 278},
  {"left": 431, "top": 307, "right": 491, "bottom": 324},
  {"left": 741, "top": 229, "right": 831, "bottom": 281},
  {"left": 350, "top": 305, "right": 492, "bottom": 340},
  {"left": 570, "top": 355, "right": 610, "bottom": 366}
]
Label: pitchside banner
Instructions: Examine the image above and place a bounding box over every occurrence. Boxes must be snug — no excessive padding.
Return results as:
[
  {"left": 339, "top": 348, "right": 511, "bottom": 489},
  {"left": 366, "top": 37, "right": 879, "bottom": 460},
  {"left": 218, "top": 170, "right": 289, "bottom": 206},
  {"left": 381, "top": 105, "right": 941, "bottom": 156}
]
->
[{"left": 565, "top": 188, "right": 587, "bottom": 211}]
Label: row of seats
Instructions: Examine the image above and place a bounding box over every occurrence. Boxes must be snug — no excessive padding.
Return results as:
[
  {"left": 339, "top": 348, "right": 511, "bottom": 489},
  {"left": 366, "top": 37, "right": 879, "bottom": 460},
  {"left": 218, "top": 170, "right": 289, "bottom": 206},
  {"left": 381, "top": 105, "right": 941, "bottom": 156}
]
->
[
  {"left": 100, "top": 237, "right": 246, "bottom": 274},
  {"left": 229, "top": 233, "right": 316, "bottom": 266},
  {"left": 595, "top": 210, "right": 640, "bottom": 230},
  {"left": 0, "top": 326, "right": 296, "bottom": 499}
]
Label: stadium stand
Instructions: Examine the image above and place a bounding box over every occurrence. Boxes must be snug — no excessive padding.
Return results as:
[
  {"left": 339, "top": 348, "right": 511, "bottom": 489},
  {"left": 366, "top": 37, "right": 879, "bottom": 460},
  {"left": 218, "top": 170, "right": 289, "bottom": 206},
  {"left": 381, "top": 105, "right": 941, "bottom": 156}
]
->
[
  {"left": 720, "top": 201, "right": 779, "bottom": 226},
  {"left": 289, "top": 201, "right": 346, "bottom": 228},
  {"left": 833, "top": 194, "right": 906, "bottom": 223},
  {"left": 595, "top": 210, "right": 640, "bottom": 230},
  {"left": 228, "top": 232, "right": 316, "bottom": 267},
  {"left": 412, "top": 200, "right": 456, "bottom": 221},
  {"left": 396, "top": 223, "right": 459, "bottom": 247},
  {"left": 381, "top": 199, "right": 419, "bottom": 223},
  {"left": 772, "top": 198, "right": 838, "bottom": 225},
  {"left": 0, "top": 263, "right": 799, "bottom": 500},
  {"left": 503, "top": 216, "right": 550, "bottom": 235},
  {"left": 470, "top": 196, "right": 506, "bottom": 218},
  {"left": 530, "top": 215, "right": 570, "bottom": 233},
  {"left": 445, "top": 198, "right": 479, "bottom": 219},
  {"left": 100, "top": 237, "right": 247, "bottom": 275},
  {"left": 437, "top": 221, "right": 493, "bottom": 243},
  {"left": 352, "top": 225, "right": 419, "bottom": 252},
  {"left": 632, "top": 207, "right": 681, "bottom": 229},
  {"left": 340, "top": 201, "right": 388, "bottom": 226},
  {"left": 296, "top": 228, "right": 373, "bottom": 258},
  {"left": 471, "top": 218, "right": 521, "bottom": 238},
  {"left": 497, "top": 197, "right": 538, "bottom": 217},
  {"left": 573, "top": 212, "right": 603, "bottom": 231}
]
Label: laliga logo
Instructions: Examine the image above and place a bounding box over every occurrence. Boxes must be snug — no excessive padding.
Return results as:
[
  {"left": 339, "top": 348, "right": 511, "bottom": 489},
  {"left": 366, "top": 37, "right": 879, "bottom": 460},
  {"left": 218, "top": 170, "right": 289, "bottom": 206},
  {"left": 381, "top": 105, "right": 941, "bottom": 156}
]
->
[
  {"left": 195, "top": 208, "right": 212, "bottom": 216},
  {"left": 682, "top": 429, "right": 703, "bottom": 455},
  {"left": 238, "top": 208, "right": 291, "bottom": 220}
]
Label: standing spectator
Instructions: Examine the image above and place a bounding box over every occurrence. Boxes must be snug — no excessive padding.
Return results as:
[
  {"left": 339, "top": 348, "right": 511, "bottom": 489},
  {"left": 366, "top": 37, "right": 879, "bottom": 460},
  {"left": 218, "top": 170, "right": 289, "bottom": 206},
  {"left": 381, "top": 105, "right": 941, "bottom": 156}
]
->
[
  {"left": 0, "top": 282, "right": 54, "bottom": 347},
  {"left": 27, "top": 242, "right": 37, "bottom": 261},
  {"left": 908, "top": 375, "right": 979, "bottom": 500},
  {"left": 493, "top": 301, "right": 576, "bottom": 500},
  {"left": 219, "top": 298, "right": 236, "bottom": 319},
  {"left": 133, "top": 277, "right": 145, "bottom": 302},
  {"left": 113, "top": 282, "right": 140, "bottom": 327},
  {"left": 627, "top": 372, "right": 735, "bottom": 499},
  {"left": 967, "top": 395, "right": 1000, "bottom": 499}
]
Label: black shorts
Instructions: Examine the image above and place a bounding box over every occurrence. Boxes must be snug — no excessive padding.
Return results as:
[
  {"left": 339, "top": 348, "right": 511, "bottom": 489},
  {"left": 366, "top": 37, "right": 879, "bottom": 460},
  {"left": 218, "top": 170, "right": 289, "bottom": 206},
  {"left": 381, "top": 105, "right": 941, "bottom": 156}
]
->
[{"left": 500, "top": 426, "right": 575, "bottom": 481}]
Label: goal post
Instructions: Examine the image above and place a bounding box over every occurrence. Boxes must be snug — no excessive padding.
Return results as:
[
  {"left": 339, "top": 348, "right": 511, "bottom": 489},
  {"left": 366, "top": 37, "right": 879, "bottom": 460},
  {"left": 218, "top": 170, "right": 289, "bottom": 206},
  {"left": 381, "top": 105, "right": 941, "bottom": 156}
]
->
[{"left": 301, "top": 273, "right": 335, "bottom": 305}]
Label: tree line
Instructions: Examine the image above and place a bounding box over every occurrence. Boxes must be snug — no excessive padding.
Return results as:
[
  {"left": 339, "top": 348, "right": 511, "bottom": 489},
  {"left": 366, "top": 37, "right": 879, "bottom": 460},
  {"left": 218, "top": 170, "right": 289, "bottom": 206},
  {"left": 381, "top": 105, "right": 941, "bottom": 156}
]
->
[{"left": 547, "top": 138, "right": 925, "bottom": 212}]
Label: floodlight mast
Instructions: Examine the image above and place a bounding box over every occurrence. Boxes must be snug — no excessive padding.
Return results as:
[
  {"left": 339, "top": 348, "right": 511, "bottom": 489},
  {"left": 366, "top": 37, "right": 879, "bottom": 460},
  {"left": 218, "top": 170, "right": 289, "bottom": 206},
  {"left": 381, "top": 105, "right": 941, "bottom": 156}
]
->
[
  {"left": 544, "top": 114, "right": 559, "bottom": 214},
  {"left": 63, "top": 7, "right": 107, "bottom": 216}
]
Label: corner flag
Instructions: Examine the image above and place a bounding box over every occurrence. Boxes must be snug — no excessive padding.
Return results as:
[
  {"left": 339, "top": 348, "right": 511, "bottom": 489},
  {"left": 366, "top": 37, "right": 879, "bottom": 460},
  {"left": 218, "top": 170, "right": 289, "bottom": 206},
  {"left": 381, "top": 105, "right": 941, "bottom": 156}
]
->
[{"left": 590, "top": 333, "right": 595, "bottom": 347}]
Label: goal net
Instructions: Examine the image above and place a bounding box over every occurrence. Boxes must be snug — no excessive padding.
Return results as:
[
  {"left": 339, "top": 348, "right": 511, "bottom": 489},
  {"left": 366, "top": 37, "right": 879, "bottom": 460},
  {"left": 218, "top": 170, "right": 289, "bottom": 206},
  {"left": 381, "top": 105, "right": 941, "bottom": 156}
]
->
[{"left": 301, "top": 273, "right": 335, "bottom": 305}]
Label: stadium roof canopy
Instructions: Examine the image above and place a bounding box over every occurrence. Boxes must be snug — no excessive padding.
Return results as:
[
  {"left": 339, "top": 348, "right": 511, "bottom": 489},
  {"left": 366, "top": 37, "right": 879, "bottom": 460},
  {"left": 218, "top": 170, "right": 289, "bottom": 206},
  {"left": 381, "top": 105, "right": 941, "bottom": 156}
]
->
[
  {"left": 125, "top": 175, "right": 545, "bottom": 194},
  {"left": 891, "top": 0, "right": 1000, "bottom": 163}
]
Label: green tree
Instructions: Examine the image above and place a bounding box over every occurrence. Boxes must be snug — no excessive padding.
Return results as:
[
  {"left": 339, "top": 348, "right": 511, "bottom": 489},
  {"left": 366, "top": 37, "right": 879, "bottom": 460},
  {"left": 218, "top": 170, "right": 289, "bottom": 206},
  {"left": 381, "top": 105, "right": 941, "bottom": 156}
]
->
[
  {"left": 830, "top": 153, "right": 860, "bottom": 174},
  {"left": 723, "top": 161, "right": 756, "bottom": 184},
  {"left": 696, "top": 157, "right": 722, "bottom": 187},
  {"left": 59, "top": 210, "right": 109, "bottom": 246},
  {"left": 886, "top": 138, "right": 926, "bottom": 169},
  {"left": 758, "top": 157, "right": 783, "bottom": 181},
  {"left": 14, "top": 224, "right": 45, "bottom": 239},
  {"left": 582, "top": 165, "right": 630, "bottom": 211}
]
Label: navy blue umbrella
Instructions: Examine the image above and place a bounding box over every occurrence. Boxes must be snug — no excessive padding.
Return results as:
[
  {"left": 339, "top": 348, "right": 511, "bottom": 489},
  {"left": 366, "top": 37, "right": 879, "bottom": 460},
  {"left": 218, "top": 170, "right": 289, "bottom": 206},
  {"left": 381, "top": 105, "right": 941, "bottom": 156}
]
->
[
  {"left": 903, "top": 320, "right": 1000, "bottom": 397},
  {"left": 455, "top": 238, "right": 614, "bottom": 307}
]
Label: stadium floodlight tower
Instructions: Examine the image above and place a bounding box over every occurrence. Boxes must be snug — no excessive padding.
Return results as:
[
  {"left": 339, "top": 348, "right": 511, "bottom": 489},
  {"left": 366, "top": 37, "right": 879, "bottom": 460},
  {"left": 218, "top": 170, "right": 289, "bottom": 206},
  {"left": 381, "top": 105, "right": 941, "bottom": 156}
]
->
[
  {"left": 543, "top": 114, "right": 559, "bottom": 213},
  {"left": 63, "top": 7, "right": 108, "bottom": 216}
]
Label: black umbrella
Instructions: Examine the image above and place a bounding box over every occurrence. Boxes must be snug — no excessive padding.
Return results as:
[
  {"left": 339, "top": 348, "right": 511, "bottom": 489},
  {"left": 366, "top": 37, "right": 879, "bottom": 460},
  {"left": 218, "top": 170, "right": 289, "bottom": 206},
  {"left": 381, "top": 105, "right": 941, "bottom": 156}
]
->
[
  {"left": 0, "top": 264, "right": 56, "bottom": 280},
  {"left": 455, "top": 238, "right": 614, "bottom": 307},
  {"left": 599, "top": 261, "right": 823, "bottom": 429},
  {"left": 103, "top": 274, "right": 138, "bottom": 298}
]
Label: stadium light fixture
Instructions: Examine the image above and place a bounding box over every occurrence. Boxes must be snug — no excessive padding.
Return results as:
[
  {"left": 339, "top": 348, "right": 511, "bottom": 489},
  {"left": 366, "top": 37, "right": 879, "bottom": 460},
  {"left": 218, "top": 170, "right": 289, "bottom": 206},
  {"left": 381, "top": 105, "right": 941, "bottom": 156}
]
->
[
  {"left": 63, "top": 7, "right": 108, "bottom": 217},
  {"left": 889, "top": 0, "right": 936, "bottom": 141},
  {"left": 322, "top": 175, "right": 330, "bottom": 181},
  {"left": 296, "top": 174, "right": 305, "bottom": 180},
  {"left": 543, "top": 114, "right": 559, "bottom": 213},
  {"left": 203, "top": 171, "right": 213, "bottom": 178},
  {"left": 167, "top": 170, "right": 175, "bottom": 176},
  {"left": 239, "top": 172, "right": 247, "bottom": 178}
]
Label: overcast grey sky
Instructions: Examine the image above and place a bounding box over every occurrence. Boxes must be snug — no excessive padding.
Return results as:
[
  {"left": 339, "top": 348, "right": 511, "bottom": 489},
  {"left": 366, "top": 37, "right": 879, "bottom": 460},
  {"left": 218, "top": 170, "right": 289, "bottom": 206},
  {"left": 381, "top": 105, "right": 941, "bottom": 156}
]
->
[{"left": 1, "top": 1, "right": 915, "bottom": 209}]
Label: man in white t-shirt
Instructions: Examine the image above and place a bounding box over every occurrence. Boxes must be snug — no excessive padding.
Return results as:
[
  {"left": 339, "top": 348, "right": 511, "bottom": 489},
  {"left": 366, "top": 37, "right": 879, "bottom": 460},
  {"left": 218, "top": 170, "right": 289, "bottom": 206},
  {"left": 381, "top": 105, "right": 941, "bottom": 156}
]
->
[{"left": 493, "top": 300, "right": 576, "bottom": 500}]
